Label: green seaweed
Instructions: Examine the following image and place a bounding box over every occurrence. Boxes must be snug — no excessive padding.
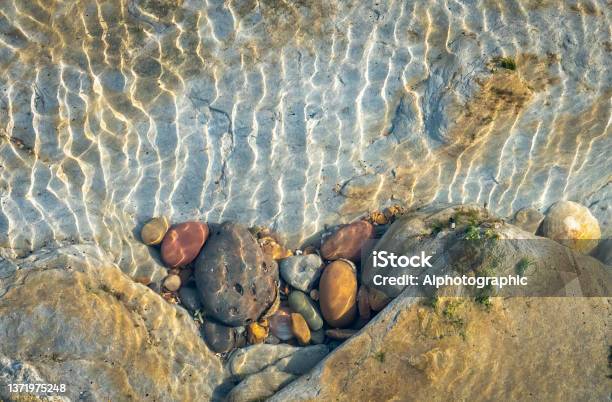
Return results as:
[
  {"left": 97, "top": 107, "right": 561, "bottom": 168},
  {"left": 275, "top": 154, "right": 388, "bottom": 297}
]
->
[
  {"left": 464, "top": 224, "right": 481, "bottom": 240},
  {"left": 494, "top": 56, "right": 517, "bottom": 70},
  {"left": 516, "top": 257, "right": 533, "bottom": 277}
]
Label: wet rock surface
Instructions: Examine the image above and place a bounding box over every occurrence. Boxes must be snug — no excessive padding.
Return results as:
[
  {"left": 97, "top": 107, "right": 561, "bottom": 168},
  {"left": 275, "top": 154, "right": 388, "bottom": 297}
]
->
[
  {"left": 320, "top": 220, "right": 375, "bottom": 262},
  {"left": 227, "top": 344, "right": 329, "bottom": 402},
  {"left": 280, "top": 254, "right": 323, "bottom": 292},
  {"left": 161, "top": 222, "right": 210, "bottom": 267},
  {"left": 202, "top": 320, "right": 237, "bottom": 354},
  {"left": 0, "top": 246, "right": 227, "bottom": 402},
  {"left": 194, "top": 223, "right": 279, "bottom": 327}
]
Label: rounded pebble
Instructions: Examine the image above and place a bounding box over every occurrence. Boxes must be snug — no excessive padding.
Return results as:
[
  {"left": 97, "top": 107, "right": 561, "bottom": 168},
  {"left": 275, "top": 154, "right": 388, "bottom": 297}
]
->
[
  {"left": 141, "top": 216, "right": 169, "bottom": 245},
  {"left": 269, "top": 307, "right": 294, "bottom": 341},
  {"left": 288, "top": 291, "right": 324, "bottom": 331},
  {"left": 290, "top": 313, "right": 311, "bottom": 345},
  {"left": 161, "top": 222, "right": 209, "bottom": 267},
  {"left": 319, "top": 260, "right": 358, "bottom": 328},
  {"left": 163, "top": 274, "right": 181, "bottom": 292}
]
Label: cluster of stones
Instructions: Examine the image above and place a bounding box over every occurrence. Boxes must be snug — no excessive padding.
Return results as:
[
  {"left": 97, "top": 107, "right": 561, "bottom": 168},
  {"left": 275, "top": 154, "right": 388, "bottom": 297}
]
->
[
  {"left": 138, "top": 206, "right": 406, "bottom": 355},
  {"left": 138, "top": 200, "right": 601, "bottom": 355}
]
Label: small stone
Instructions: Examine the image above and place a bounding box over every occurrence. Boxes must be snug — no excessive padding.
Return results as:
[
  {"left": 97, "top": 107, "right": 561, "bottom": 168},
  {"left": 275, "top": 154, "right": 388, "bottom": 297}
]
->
[
  {"left": 259, "top": 236, "right": 293, "bottom": 260},
  {"left": 320, "top": 220, "right": 374, "bottom": 262},
  {"left": 269, "top": 307, "right": 294, "bottom": 341},
  {"left": 287, "top": 291, "right": 324, "bottom": 331},
  {"left": 202, "top": 320, "right": 236, "bottom": 353},
  {"left": 541, "top": 201, "right": 601, "bottom": 253},
  {"left": 265, "top": 334, "right": 281, "bottom": 345},
  {"left": 279, "top": 254, "right": 323, "bottom": 292},
  {"left": 325, "top": 328, "right": 357, "bottom": 340},
  {"left": 247, "top": 322, "right": 268, "bottom": 344},
  {"left": 367, "top": 287, "right": 391, "bottom": 312},
  {"left": 309, "top": 289, "right": 319, "bottom": 301},
  {"left": 178, "top": 285, "right": 202, "bottom": 313},
  {"left": 290, "top": 313, "right": 311, "bottom": 345},
  {"left": 140, "top": 216, "right": 169, "bottom": 245},
  {"left": 369, "top": 211, "right": 388, "bottom": 225},
  {"left": 310, "top": 329, "right": 325, "bottom": 344},
  {"left": 512, "top": 207, "right": 545, "bottom": 233},
  {"left": 163, "top": 274, "right": 181, "bottom": 292},
  {"left": 357, "top": 286, "right": 371, "bottom": 320},
  {"left": 161, "top": 222, "right": 209, "bottom": 267},
  {"left": 318, "top": 260, "right": 358, "bottom": 328}
]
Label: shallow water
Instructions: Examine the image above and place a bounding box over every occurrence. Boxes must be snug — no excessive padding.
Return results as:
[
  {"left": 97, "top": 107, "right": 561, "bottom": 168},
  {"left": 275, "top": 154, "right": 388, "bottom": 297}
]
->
[{"left": 0, "top": 0, "right": 610, "bottom": 278}]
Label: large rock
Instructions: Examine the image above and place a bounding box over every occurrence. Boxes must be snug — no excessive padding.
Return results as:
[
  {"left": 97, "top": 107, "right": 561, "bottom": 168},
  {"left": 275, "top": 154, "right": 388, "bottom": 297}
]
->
[
  {"left": 541, "top": 201, "right": 601, "bottom": 253},
  {"left": 227, "top": 344, "right": 329, "bottom": 402},
  {"left": 0, "top": 246, "right": 228, "bottom": 401},
  {"left": 270, "top": 211, "right": 611, "bottom": 401},
  {"left": 194, "top": 223, "right": 279, "bottom": 327}
]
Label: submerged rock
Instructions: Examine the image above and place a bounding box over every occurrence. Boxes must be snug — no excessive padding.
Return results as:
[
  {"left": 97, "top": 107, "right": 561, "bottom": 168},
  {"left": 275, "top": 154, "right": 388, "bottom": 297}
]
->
[
  {"left": 247, "top": 322, "right": 268, "bottom": 344},
  {"left": 318, "top": 260, "right": 358, "bottom": 328},
  {"left": 140, "top": 216, "right": 169, "bottom": 245},
  {"left": 320, "top": 220, "right": 375, "bottom": 262},
  {"left": 201, "top": 320, "right": 236, "bottom": 353},
  {"left": 325, "top": 328, "right": 357, "bottom": 340},
  {"left": 227, "top": 344, "right": 329, "bottom": 402},
  {"left": 287, "top": 291, "right": 324, "bottom": 331},
  {"left": 0, "top": 246, "right": 226, "bottom": 401},
  {"left": 178, "top": 285, "right": 203, "bottom": 313},
  {"left": 161, "top": 222, "right": 209, "bottom": 267},
  {"left": 279, "top": 254, "right": 323, "bottom": 292},
  {"left": 541, "top": 201, "right": 601, "bottom": 253},
  {"left": 512, "top": 207, "right": 544, "bottom": 233},
  {"left": 194, "top": 223, "right": 279, "bottom": 327}
]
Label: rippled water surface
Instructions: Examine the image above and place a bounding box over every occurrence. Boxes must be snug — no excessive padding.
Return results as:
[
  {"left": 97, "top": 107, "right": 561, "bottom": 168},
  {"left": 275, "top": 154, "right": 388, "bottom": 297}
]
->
[{"left": 0, "top": 0, "right": 610, "bottom": 278}]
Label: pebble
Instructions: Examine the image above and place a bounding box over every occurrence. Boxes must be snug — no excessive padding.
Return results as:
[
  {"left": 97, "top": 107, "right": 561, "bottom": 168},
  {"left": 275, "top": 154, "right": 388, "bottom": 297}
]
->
[
  {"left": 178, "top": 285, "right": 202, "bottom": 313},
  {"left": 320, "top": 220, "right": 374, "bottom": 262},
  {"left": 287, "top": 291, "right": 324, "bottom": 331},
  {"left": 194, "top": 223, "right": 279, "bottom": 327},
  {"left": 161, "top": 222, "right": 209, "bottom": 267},
  {"left": 309, "top": 289, "right": 319, "bottom": 301},
  {"left": 279, "top": 254, "right": 323, "bottom": 292},
  {"left": 357, "top": 286, "right": 371, "bottom": 320},
  {"left": 140, "top": 216, "right": 169, "bottom": 245},
  {"left": 325, "top": 328, "right": 357, "bottom": 340},
  {"left": 269, "top": 307, "right": 294, "bottom": 341},
  {"left": 290, "top": 313, "right": 311, "bottom": 345},
  {"left": 202, "top": 320, "right": 236, "bottom": 353},
  {"left": 163, "top": 274, "right": 181, "bottom": 292},
  {"left": 541, "top": 201, "right": 601, "bottom": 253},
  {"left": 262, "top": 288, "right": 281, "bottom": 319},
  {"left": 133, "top": 276, "right": 152, "bottom": 285},
  {"left": 367, "top": 287, "right": 391, "bottom": 312},
  {"left": 310, "top": 328, "right": 325, "bottom": 344},
  {"left": 247, "top": 322, "right": 268, "bottom": 344},
  {"left": 318, "top": 260, "right": 357, "bottom": 328}
]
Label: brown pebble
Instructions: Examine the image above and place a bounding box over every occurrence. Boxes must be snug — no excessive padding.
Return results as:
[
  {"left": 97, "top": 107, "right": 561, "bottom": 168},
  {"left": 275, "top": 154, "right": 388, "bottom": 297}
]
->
[
  {"left": 247, "top": 322, "right": 268, "bottom": 344},
  {"left": 161, "top": 222, "right": 209, "bottom": 267},
  {"left": 290, "top": 313, "right": 311, "bottom": 345},
  {"left": 319, "top": 260, "right": 358, "bottom": 328},
  {"left": 320, "top": 220, "right": 374, "bottom": 262},
  {"left": 367, "top": 287, "right": 391, "bottom": 312},
  {"left": 325, "top": 328, "right": 357, "bottom": 340},
  {"left": 357, "top": 286, "right": 371, "bottom": 320},
  {"left": 163, "top": 274, "right": 181, "bottom": 292}
]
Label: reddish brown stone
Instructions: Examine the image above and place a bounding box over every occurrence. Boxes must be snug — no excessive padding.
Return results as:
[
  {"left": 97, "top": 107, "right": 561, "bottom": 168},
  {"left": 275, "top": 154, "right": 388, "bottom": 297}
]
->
[
  {"left": 320, "top": 220, "right": 374, "bottom": 262},
  {"left": 161, "top": 222, "right": 209, "bottom": 267}
]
